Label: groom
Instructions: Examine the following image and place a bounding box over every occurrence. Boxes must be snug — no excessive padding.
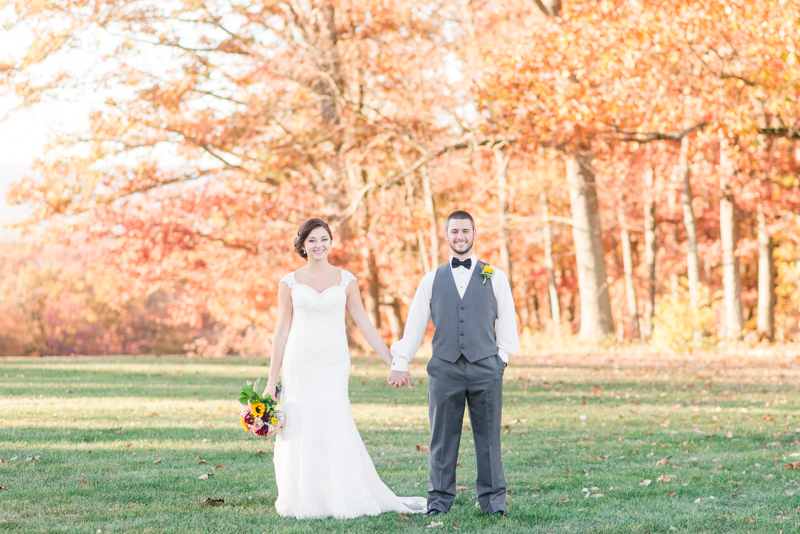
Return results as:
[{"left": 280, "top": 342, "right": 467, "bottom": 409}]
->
[{"left": 388, "top": 210, "right": 519, "bottom": 518}]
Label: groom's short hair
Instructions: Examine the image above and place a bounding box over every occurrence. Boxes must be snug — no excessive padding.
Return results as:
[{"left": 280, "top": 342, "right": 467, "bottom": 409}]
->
[{"left": 445, "top": 210, "right": 474, "bottom": 230}]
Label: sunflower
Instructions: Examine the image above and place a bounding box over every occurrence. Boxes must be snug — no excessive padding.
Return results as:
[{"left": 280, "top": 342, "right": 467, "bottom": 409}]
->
[
  {"left": 270, "top": 416, "right": 277, "bottom": 425},
  {"left": 250, "top": 402, "right": 266, "bottom": 418},
  {"left": 240, "top": 417, "right": 249, "bottom": 431}
]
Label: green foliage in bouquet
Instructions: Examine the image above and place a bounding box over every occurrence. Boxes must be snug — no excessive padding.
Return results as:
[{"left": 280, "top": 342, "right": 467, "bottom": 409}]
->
[{"left": 238, "top": 378, "right": 276, "bottom": 406}]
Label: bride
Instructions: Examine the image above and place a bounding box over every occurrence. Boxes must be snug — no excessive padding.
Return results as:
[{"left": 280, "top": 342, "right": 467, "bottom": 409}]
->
[{"left": 264, "top": 218, "right": 427, "bottom": 519}]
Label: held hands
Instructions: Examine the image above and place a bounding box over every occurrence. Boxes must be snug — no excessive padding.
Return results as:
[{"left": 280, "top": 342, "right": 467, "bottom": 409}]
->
[{"left": 387, "top": 370, "right": 413, "bottom": 389}]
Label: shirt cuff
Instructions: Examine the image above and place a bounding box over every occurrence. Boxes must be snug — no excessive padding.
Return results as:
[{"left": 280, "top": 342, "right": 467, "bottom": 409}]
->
[{"left": 390, "top": 357, "right": 409, "bottom": 372}]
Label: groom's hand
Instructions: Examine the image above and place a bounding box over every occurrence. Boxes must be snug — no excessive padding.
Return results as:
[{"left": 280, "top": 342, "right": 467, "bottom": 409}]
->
[{"left": 387, "top": 370, "right": 412, "bottom": 389}]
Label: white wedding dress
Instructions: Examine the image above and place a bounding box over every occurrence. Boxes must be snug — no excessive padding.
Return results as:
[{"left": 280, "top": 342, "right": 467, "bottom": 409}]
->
[{"left": 273, "top": 269, "right": 427, "bottom": 519}]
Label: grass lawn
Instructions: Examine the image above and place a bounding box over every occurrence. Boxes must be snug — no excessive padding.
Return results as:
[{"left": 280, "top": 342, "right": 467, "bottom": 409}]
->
[{"left": 1, "top": 349, "right": 800, "bottom": 533}]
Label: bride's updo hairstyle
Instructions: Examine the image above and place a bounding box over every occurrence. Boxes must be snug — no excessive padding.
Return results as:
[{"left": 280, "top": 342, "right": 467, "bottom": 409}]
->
[{"left": 294, "top": 218, "right": 332, "bottom": 260}]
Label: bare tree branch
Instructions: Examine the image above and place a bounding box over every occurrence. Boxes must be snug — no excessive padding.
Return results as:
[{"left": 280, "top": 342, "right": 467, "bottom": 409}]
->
[{"left": 610, "top": 121, "right": 709, "bottom": 143}]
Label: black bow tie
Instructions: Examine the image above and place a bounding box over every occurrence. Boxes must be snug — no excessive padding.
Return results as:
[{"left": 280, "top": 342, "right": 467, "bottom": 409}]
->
[{"left": 451, "top": 258, "right": 472, "bottom": 269}]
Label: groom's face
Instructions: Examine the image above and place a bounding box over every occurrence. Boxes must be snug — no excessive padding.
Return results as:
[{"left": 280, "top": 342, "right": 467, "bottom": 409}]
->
[{"left": 445, "top": 218, "right": 476, "bottom": 257}]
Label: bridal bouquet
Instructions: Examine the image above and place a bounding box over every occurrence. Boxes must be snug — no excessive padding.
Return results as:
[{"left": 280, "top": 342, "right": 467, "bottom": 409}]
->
[{"left": 238, "top": 378, "right": 285, "bottom": 438}]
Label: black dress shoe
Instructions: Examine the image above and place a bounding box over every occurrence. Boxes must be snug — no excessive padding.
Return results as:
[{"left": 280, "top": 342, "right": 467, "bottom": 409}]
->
[
  {"left": 425, "top": 509, "right": 442, "bottom": 517},
  {"left": 490, "top": 510, "right": 508, "bottom": 518}
]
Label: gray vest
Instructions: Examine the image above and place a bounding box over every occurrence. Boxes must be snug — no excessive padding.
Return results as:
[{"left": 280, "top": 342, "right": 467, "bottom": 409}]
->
[{"left": 430, "top": 261, "right": 498, "bottom": 363}]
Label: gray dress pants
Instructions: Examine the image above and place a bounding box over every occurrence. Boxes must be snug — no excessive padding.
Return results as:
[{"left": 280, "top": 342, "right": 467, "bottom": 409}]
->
[{"left": 426, "top": 354, "right": 506, "bottom": 513}]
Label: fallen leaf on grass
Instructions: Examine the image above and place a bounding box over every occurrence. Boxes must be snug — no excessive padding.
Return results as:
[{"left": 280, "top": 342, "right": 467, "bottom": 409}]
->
[
  {"left": 126, "top": 442, "right": 132, "bottom": 453},
  {"left": 214, "top": 465, "right": 224, "bottom": 470},
  {"left": 452, "top": 522, "right": 459, "bottom": 530},
  {"left": 0, "top": 485, "right": 6, "bottom": 491},
  {"left": 153, "top": 460, "right": 162, "bottom": 464},
  {"left": 198, "top": 460, "right": 207, "bottom": 465},
  {"left": 565, "top": 466, "right": 573, "bottom": 472},
  {"left": 789, "top": 452, "right": 800, "bottom": 457},
  {"left": 415, "top": 445, "right": 430, "bottom": 452},
  {"left": 199, "top": 473, "right": 214, "bottom": 480},
  {"left": 784, "top": 461, "right": 800, "bottom": 469},
  {"left": 65, "top": 514, "right": 78, "bottom": 518},
  {"left": 744, "top": 518, "right": 755, "bottom": 523},
  {"left": 130, "top": 503, "right": 137, "bottom": 507},
  {"left": 254, "top": 451, "right": 267, "bottom": 455},
  {"left": 25, "top": 456, "right": 40, "bottom": 462},
  {"left": 657, "top": 475, "right": 671, "bottom": 483},
  {"left": 77, "top": 481, "right": 87, "bottom": 486},
  {"left": 456, "top": 486, "right": 468, "bottom": 490},
  {"left": 640, "top": 479, "right": 652, "bottom": 486},
  {"left": 667, "top": 491, "right": 677, "bottom": 496},
  {"left": 398, "top": 513, "right": 409, "bottom": 520},
  {"left": 427, "top": 521, "right": 444, "bottom": 528},
  {"left": 200, "top": 498, "right": 224, "bottom": 505},
  {"left": 456, "top": 461, "right": 462, "bottom": 467},
  {"left": 657, "top": 456, "right": 672, "bottom": 466}
]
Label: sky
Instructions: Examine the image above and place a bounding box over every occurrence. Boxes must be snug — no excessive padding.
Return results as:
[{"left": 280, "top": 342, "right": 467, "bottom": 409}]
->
[
  {"left": 0, "top": 96, "right": 91, "bottom": 240},
  {"left": 0, "top": 109, "right": 47, "bottom": 240}
]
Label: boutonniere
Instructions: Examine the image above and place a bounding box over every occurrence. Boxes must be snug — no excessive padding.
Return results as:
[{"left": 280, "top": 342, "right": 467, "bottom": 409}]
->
[{"left": 480, "top": 264, "right": 495, "bottom": 285}]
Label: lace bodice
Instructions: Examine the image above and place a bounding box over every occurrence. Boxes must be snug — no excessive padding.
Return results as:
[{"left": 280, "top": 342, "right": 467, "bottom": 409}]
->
[{"left": 278, "top": 269, "right": 355, "bottom": 382}]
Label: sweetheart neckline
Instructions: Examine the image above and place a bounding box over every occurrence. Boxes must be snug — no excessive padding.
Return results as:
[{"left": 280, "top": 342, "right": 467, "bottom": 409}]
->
[{"left": 292, "top": 282, "right": 344, "bottom": 295}]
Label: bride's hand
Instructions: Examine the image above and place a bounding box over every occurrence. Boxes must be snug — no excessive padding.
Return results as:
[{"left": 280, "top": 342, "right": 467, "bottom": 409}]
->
[{"left": 263, "top": 383, "right": 278, "bottom": 401}]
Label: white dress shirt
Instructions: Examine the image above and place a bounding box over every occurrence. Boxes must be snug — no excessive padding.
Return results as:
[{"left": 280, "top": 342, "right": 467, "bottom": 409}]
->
[{"left": 390, "top": 254, "right": 519, "bottom": 372}]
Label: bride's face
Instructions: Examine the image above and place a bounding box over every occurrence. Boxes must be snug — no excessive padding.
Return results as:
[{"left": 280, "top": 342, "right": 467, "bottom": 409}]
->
[{"left": 304, "top": 227, "right": 332, "bottom": 261}]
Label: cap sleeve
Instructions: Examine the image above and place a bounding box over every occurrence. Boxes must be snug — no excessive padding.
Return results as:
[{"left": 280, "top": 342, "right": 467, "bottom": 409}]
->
[
  {"left": 339, "top": 270, "right": 357, "bottom": 287},
  {"left": 280, "top": 272, "right": 298, "bottom": 288}
]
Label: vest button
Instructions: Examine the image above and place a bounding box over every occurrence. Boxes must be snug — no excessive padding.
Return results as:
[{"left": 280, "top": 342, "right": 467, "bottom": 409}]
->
[
  {"left": 459, "top": 319, "right": 465, "bottom": 323},
  {"left": 459, "top": 306, "right": 465, "bottom": 310},
  {"left": 460, "top": 332, "right": 464, "bottom": 336},
  {"left": 460, "top": 344, "right": 465, "bottom": 349}
]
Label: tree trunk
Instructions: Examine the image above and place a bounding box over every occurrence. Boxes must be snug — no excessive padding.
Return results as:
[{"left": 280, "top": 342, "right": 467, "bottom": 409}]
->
[
  {"left": 565, "top": 153, "right": 614, "bottom": 339},
  {"left": 642, "top": 167, "right": 656, "bottom": 339},
  {"left": 494, "top": 145, "right": 513, "bottom": 287},
  {"left": 309, "top": 2, "right": 352, "bottom": 237},
  {"left": 421, "top": 166, "right": 440, "bottom": 268},
  {"left": 618, "top": 198, "right": 640, "bottom": 340},
  {"left": 417, "top": 229, "right": 431, "bottom": 274},
  {"left": 679, "top": 136, "right": 701, "bottom": 307},
  {"left": 719, "top": 133, "right": 742, "bottom": 340},
  {"left": 666, "top": 185, "right": 679, "bottom": 289},
  {"left": 540, "top": 192, "right": 561, "bottom": 325},
  {"left": 383, "top": 294, "right": 405, "bottom": 343},
  {"left": 756, "top": 203, "right": 775, "bottom": 340},
  {"left": 358, "top": 170, "right": 381, "bottom": 329}
]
